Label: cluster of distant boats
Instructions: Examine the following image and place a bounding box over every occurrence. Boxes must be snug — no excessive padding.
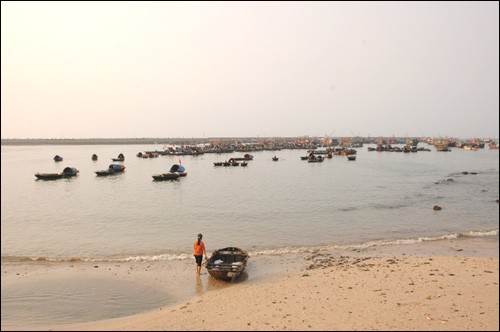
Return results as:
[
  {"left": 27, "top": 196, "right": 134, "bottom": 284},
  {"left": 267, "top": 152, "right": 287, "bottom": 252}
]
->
[
  {"left": 212, "top": 149, "right": 358, "bottom": 166},
  {"left": 213, "top": 154, "right": 253, "bottom": 167},
  {"left": 34, "top": 139, "right": 498, "bottom": 181}
]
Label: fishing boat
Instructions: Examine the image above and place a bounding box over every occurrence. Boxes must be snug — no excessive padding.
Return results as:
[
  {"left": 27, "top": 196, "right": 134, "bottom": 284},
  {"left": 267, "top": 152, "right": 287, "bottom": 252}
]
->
[
  {"left": 112, "top": 153, "right": 125, "bottom": 161},
  {"left": 463, "top": 145, "right": 479, "bottom": 151},
  {"left": 152, "top": 173, "right": 179, "bottom": 181},
  {"left": 433, "top": 139, "right": 450, "bottom": 152},
  {"left": 272, "top": 156, "right": 279, "bottom": 161},
  {"left": 95, "top": 164, "right": 125, "bottom": 176},
  {"left": 347, "top": 155, "right": 356, "bottom": 161},
  {"left": 205, "top": 247, "right": 249, "bottom": 282},
  {"left": 35, "top": 167, "right": 79, "bottom": 180},
  {"left": 233, "top": 154, "right": 254, "bottom": 161},
  {"left": 35, "top": 173, "right": 63, "bottom": 180},
  {"left": 308, "top": 155, "right": 324, "bottom": 162},
  {"left": 406, "top": 138, "right": 418, "bottom": 146}
]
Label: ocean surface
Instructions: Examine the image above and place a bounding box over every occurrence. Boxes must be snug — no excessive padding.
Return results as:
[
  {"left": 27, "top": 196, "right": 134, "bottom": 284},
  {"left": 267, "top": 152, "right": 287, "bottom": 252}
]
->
[
  {"left": 1, "top": 143, "right": 499, "bottom": 328},
  {"left": 1, "top": 143, "right": 499, "bottom": 261}
]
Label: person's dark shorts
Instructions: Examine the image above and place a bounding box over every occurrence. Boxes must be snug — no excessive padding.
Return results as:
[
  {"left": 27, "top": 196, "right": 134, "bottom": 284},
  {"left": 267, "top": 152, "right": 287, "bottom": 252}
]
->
[{"left": 194, "top": 255, "right": 203, "bottom": 266}]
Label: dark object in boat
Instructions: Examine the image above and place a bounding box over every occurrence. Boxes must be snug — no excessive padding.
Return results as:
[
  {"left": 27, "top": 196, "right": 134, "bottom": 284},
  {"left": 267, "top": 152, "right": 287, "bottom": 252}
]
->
[
  {"left": 112, "top": 153, "right": 125, "bottom": 161},
  {"left": 62, "top": 167, "right": 79, "bottom": 176},
  {"left": 92, "top": 154, "right": 98, "bottom": 161},
  {"left": 95, "top": 164, "right": 125, "bottom": 176},
  {"left": 205, "top": 247, "right": 249, "bottom": 282},
  {"left": 54, "top": 155, "right": 63, "bottom": 162},
  {"left": 152, "top": 173, "right": 179, "bottom": 181},
  {"left": 228, "top": 158, "right": 239, "bottom": 166},
  {"left": 170, "top": 164, "right": 187, "bottom": 177}
]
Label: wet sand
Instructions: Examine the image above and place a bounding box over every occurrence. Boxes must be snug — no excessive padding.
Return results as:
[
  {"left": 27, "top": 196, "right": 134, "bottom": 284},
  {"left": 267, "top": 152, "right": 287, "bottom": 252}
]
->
[{"left": 1, "top": 236, "right": 498, "bottom": 331}]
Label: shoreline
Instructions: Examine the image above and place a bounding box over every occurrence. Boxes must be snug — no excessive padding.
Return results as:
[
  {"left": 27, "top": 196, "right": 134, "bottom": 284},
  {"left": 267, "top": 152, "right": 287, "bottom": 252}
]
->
[
  {"left": 2, "top": 236, "right": 498, "bottom": 330},
  {"left": 1, "top": 236, "right": 499, "bottom": 331}
]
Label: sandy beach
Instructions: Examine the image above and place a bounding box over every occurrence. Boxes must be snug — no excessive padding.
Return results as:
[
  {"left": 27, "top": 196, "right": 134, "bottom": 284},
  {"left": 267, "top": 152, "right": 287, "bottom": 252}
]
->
[{"left": 2, "top": 237, "right": 498, "bottom": 331}]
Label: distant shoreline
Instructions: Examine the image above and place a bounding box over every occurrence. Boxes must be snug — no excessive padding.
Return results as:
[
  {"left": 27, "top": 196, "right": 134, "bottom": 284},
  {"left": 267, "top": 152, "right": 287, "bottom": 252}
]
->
[
  {"left": 1, "top": 136, "right": 495, "bottom": 146},
  {"left": 1, "top": 137, "right": 261, "bottom": 145}
]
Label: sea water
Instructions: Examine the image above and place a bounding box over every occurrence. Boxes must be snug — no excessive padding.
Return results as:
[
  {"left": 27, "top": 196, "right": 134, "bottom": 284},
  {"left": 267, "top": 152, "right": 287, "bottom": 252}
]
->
[
  {"left": 1, "top": 143, "right": 498, "bottom": 261},
  {"left": 1, "top": 143, "right": 498, "bottom": 327}
]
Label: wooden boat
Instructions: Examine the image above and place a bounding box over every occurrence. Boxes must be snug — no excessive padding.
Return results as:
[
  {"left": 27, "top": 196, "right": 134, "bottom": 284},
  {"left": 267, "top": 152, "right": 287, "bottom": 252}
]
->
[
  {"left": 112, "top": 153, "right": 125, "bottom": 161},
  {"left": 35, "top": 167, "right": 79, "bottom": 180},
  {"left": 214, "top": 162, "right": 224, "bottom": 166},
  {"left": 406, "top": 138, "right": 418, "bottom": 146},
  {"left": 95, "top": 164, "right": 125, "bottom": 176},
  {"left": 240, "top": 161, "right": 248, "bottom": 167},
  {"left": 35, "top": 173, "right": 63, "bottom": 180},
  {"left": 463, "top": 145, "right": 479, "bottom": 151},
  {"left": 308, "top": 155, "right": 324, "bottom": 162},
  {"left": 152, "top": 173, "right": 179, "bottom": 181},
  {"left": 347, "top": 155, "right": 356, "bottom": 161},
  {"left": 53, "top": 155, "right": 63, "bottom": 162},
  {"left": 233, "top": 154, "right": 254, "bottom": 161},
  {"left": 91, "top": 154, "right": 98, "bottom": 161},
  {"left": 272, "top": 156, "right": 279, "bottom": 161},
  {"left": 433, "top": 139, "right": 450, "bottom": 152},
  {"left": 205, "top": 247, "right": 249, "bottom": 282},
  {"left": 300, "top": 156, "right": 308, "bottom": 160}
]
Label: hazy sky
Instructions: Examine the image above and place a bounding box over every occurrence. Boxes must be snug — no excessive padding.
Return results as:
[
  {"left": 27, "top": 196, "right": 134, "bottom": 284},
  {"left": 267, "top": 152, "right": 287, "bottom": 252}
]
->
[{"left": 1, "top": 1, "right": 498, "bottom": 139}]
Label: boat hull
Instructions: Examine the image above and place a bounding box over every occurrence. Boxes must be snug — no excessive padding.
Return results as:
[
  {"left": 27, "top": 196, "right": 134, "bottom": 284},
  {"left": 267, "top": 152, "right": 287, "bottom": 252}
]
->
[
  {"left": 206, "top": 247, "right": 249, "bottom": 282},
  {"left": 95, "top": 170, "right": 124, "bottom": 176},
  {"left": 152, "top": 173, "right": 179, "bottom": 181},
  {"left": 35, "top": 173, "right": 63, "bottom": 180}
]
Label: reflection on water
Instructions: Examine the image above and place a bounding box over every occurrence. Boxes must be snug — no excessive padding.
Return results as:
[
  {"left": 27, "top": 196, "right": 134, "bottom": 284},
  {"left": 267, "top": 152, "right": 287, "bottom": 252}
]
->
[
  {"left": 195, "top": 275, "right": 204, "bottom": 296},
  {"left": 1, "top": 277, "right": 171, "bottom": 326}
]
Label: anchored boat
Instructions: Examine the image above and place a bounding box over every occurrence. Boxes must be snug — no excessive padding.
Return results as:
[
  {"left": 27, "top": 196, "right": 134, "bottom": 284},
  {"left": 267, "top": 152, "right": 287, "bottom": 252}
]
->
[{"left": 205, "top": 247, "right": 249, "bottom": 282}]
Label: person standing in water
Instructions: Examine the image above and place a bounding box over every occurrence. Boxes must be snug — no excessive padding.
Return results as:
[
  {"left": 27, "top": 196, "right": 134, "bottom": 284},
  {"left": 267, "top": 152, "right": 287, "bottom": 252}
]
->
[{"left": 193, "top": 233, "right": 207, "bottom": 275}]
